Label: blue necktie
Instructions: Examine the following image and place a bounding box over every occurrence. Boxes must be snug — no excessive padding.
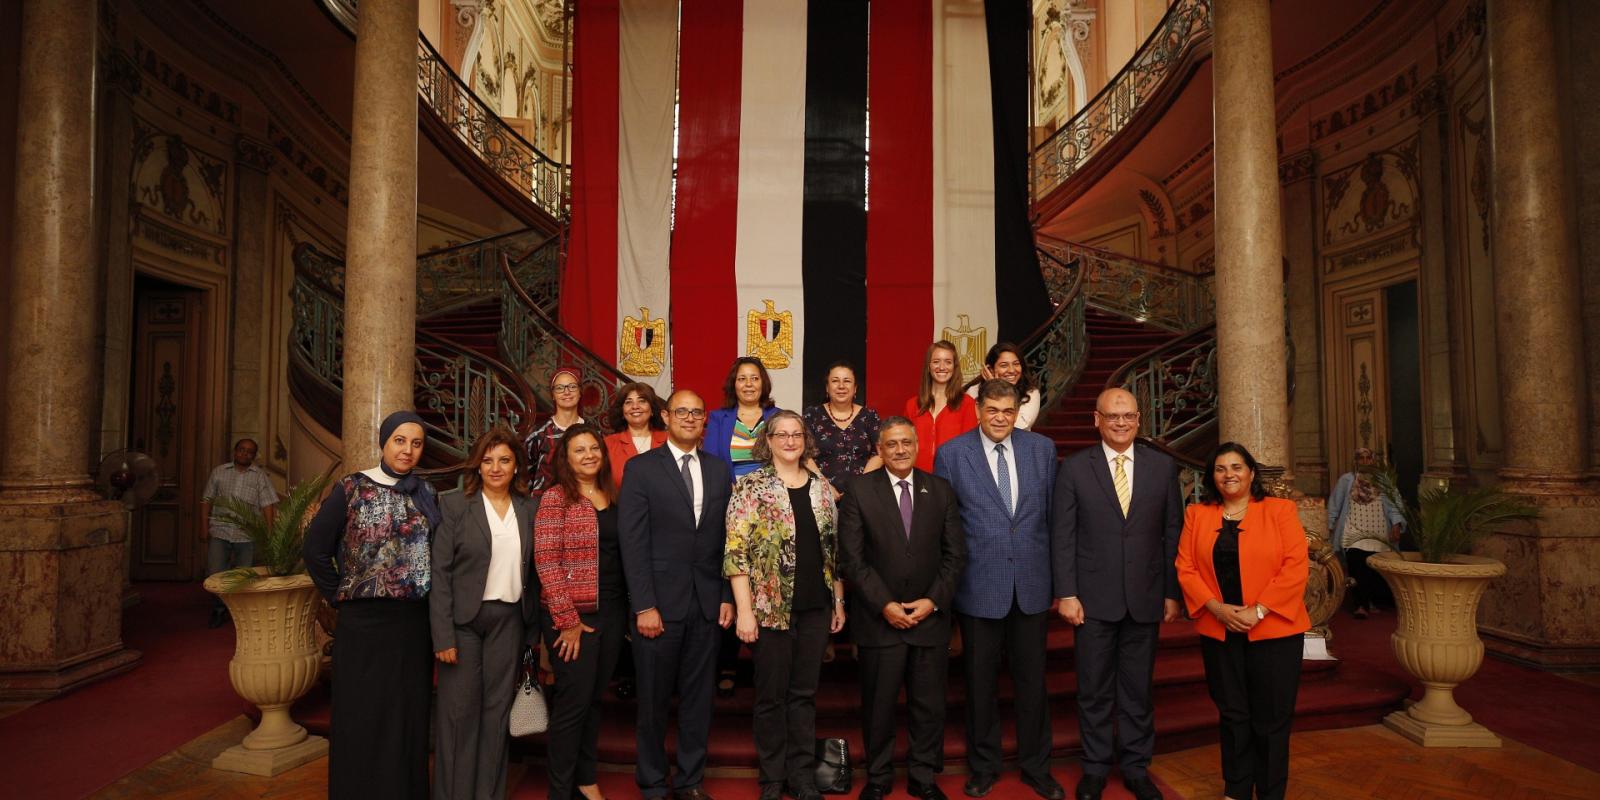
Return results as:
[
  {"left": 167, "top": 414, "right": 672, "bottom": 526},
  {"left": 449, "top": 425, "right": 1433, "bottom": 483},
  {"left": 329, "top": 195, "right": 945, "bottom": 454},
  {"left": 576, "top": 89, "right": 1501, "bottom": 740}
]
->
[{"left": 995, "top": 443, "right": 1012, "bottom": 515}]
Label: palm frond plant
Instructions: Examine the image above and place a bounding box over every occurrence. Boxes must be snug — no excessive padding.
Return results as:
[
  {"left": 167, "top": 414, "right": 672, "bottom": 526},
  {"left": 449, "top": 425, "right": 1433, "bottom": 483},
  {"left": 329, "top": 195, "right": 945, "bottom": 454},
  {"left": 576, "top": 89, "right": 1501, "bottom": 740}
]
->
[
  {"left": 211, "top": 474, "right": 332, "bottom": 591},
  {"left": 1360, "top": 463, "right": 1536, "bottom": 564}
]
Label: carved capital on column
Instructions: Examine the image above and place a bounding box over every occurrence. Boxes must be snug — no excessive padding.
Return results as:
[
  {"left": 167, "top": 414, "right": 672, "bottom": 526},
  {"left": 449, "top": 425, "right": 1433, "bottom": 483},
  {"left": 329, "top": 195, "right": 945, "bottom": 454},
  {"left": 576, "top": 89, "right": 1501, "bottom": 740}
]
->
[
  {"left": 1278, "top": 150, "right": 1316, "bottom": 186},
  {"left": 235, "top": 135, "right": 279, "bottom": 173}
]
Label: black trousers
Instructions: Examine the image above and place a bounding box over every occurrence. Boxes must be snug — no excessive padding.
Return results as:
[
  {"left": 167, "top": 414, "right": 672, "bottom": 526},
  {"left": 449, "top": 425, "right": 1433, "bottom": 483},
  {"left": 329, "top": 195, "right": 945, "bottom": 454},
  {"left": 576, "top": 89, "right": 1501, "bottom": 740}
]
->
[
  {"left": 859, "top": 639, "right": 948, "bottom": 787},
  {"left": 632, "top": 609, "right": 722, "bottom": 797},
  {"left": 1074, "top": 614, "right": 1160, "bottom": 779},
  {"left": 958, "top": 599, "right": 1051, "bottom": 780},
  {"left": 1345, "top": 549, "right": 1393, "bottom": 610},
  {"left": 751, "top": 609, "right": 830, "bottom": 788},
  {"left": 543, "top": 604, "right": 628, "bottom": 800},
  {"left": 435, "top": 600, "right": 524, "bottom": 800},
  {"left": 329, "top": 599, "right": 432, "bottom": 799},
  {"left": 1200, "top": 632, "right": 1304, "bottom": 800}
]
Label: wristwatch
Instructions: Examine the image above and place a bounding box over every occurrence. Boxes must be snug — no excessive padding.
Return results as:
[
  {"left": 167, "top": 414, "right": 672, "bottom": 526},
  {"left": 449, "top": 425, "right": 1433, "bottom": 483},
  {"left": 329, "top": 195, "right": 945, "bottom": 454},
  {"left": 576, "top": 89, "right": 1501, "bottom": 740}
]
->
[{"left": 1254, "top": 604, "right": 1266, "bottom": 620}]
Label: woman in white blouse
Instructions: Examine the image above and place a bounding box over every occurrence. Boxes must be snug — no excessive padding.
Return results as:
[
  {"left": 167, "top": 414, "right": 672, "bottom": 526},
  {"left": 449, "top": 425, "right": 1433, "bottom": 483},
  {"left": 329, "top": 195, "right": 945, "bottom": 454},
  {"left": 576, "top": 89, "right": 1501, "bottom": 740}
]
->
[
  {"left": 965, "top": 342, "right": 1042, "bottom": 430},
  {"left": 431, "top": 427, "right": 542, "bottom": 800}
]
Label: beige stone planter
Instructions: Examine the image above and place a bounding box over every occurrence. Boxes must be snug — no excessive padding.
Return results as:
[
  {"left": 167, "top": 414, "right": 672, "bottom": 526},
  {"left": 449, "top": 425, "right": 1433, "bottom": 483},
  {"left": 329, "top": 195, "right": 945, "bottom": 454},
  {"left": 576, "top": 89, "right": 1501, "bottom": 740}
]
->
[
  {"left": 204, "top": 569, "right": 328, "bottom": 775},
  {"left": 1369, "top": 551, "right": 1505, "bottom": 747}
]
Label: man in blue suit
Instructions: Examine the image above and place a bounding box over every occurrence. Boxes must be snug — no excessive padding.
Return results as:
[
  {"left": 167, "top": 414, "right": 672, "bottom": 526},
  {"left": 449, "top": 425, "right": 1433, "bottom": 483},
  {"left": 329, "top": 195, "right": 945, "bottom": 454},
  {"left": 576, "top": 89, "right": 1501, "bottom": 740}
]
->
[
  {"left": 934, "top": 380, "right": 1064, "bottom": 800},
  {"left": 619, "top": 389, "right": 736, "bottom": 800}
]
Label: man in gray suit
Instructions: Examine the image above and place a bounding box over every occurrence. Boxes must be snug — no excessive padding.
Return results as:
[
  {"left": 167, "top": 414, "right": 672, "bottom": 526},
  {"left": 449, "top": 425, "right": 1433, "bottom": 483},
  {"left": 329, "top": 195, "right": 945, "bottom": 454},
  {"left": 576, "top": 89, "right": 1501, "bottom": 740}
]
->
[{"left": 1052, "top": 388, "right": 1183, "bottom": 800}]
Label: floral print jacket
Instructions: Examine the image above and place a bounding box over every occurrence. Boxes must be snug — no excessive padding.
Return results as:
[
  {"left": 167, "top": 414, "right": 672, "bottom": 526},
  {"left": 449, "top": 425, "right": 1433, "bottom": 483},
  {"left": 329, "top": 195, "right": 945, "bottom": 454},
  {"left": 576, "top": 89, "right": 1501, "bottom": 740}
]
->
[{"left": 723, "top": 464, "right": 838, "bottom": 630}]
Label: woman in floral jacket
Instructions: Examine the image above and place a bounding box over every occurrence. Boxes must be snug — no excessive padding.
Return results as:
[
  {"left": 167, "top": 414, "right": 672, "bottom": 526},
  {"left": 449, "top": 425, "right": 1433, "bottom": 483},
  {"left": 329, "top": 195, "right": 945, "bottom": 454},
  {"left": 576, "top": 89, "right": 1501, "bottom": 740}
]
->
[{"left": 724, "top": 409, "right": 847, "bottom": 800}]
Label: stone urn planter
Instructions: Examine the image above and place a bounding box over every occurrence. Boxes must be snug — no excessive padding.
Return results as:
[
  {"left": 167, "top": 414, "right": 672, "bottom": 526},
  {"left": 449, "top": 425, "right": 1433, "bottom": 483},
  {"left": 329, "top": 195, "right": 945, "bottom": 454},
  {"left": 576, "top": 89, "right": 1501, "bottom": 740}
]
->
[
  {"left": 204, "top": 568, "right": 328, "bottom": 775},
  {"left": 1369, "top": 551, "right": 1506, "bottom": 747}
]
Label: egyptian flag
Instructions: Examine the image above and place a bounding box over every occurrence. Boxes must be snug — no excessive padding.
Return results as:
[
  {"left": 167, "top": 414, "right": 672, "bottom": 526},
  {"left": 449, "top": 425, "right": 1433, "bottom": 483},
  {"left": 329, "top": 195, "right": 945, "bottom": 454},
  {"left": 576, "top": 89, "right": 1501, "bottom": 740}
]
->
[{"left": 561, "top": 0, "right": 1049, "bottom": 411}]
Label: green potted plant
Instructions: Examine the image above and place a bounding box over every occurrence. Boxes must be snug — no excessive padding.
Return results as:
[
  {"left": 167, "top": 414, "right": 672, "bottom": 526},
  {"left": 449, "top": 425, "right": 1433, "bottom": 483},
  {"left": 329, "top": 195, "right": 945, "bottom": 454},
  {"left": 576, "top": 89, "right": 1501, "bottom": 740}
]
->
[
  {"left": 1360, "top": 465, "right": 1537, "bottom": 748},
  {"left": 202, "top": 474, "right": 332, "bottom": 776}
]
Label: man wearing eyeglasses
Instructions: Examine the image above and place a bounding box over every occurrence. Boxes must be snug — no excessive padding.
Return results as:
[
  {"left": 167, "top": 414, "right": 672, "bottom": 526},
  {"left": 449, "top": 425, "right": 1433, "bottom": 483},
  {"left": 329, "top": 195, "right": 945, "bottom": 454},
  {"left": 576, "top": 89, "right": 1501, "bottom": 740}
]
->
[
  {"left": 1051, "top": 388, "right": 1184, "bottom": 800},
  {"left": 618, "top": 390, "right": 736, "bottom": 800}
]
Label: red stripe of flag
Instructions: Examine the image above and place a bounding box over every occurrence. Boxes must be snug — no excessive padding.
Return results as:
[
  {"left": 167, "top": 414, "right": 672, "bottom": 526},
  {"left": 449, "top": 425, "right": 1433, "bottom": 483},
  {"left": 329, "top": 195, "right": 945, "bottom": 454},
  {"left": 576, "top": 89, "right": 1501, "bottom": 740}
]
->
[{"left": 561, "top": 0, "right": 620, "bottom": 355}]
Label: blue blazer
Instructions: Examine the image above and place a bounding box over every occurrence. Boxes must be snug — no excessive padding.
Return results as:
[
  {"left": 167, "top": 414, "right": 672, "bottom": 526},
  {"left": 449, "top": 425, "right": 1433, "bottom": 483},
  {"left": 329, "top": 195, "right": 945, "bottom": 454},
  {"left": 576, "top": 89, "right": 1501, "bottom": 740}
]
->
[
  {"left": 618, "top": 445, "right": 734, "bottom": 623},
  {"left": 703, "top": 405, "right": 780, "bottom": 482},
  {"left": 934, "top": 427, "right": 1058, "bottom": 618}
]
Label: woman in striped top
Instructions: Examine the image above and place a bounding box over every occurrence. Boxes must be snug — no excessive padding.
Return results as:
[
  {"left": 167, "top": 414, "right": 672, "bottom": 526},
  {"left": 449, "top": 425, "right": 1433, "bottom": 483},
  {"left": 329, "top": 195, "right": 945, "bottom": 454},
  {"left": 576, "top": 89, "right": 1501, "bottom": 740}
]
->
[{"left": 705, "top": 357, "right": 781, "bottom": 482}]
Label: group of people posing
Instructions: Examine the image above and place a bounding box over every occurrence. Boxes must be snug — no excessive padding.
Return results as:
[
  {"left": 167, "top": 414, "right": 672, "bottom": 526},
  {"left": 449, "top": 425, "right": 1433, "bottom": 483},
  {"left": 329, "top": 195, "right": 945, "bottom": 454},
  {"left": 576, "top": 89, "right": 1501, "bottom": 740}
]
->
[{"left": 300, "top": 339, "right": 1311, "bottom": 800}]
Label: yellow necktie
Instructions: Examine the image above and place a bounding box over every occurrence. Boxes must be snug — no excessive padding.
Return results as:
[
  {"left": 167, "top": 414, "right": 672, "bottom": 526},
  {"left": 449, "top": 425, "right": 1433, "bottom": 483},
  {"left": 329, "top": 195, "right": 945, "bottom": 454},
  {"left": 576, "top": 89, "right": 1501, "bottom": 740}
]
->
[{"left": 1114, "top": 454, "right": 1131, "bottom": 516}]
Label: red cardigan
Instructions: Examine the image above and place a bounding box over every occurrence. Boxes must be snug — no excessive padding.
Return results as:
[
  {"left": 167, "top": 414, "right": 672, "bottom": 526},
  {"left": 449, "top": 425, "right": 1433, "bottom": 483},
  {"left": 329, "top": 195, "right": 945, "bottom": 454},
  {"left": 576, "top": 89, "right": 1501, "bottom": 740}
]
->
[
  {"left": 603, "top": 429, "right": 668, "bottom": 486},
  {"left": 1175, "top": 497, "right": 1312, "bottom": 642},
  {"left": 533, "top": 485, "right": 600, "bottom": 631},
  {"left": 905, "top": 395, "right": 978, "bottom": 473}
]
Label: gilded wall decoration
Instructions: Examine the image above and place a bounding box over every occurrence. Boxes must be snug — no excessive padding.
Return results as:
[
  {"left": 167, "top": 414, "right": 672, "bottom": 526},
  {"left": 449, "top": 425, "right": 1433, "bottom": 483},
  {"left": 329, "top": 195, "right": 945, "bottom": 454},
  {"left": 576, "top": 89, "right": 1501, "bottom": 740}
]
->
[
  {"left": 1034, "top": 0, "right": 1093, "bottom": 129},
  {"left": 133, "top": 39, "right": 241, "bottom": 126},
  {"left": 1320, "top": 139, "right": 1419, "bottom": 250},
  {"left": 132, "top": 118, "right": 229, "bottom": 237}
]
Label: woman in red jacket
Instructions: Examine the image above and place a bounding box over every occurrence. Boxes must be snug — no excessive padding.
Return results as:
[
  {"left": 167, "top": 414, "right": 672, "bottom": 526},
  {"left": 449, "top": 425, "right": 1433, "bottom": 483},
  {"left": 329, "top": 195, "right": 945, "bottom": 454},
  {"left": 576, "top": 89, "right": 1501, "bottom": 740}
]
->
[
  {"left": 1175, "top": 442, "right": 1310, "bottom": 800},
  {"left": 904, "top": 340, "right": 977, "bottom": 472},
  {"left": 534, "top": 423, "right": 623, "bottom": 800}
]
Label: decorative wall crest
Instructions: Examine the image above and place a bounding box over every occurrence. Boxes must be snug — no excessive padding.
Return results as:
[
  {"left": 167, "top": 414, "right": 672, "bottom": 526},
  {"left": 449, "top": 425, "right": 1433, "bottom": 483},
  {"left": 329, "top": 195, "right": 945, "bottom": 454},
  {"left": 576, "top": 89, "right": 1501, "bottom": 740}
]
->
[
  {"left": 132, "top": 117, "right": 229, "bottom": 238},
  {"left": 1320, "top": 138, "right": 1420, "bottom": 251}
]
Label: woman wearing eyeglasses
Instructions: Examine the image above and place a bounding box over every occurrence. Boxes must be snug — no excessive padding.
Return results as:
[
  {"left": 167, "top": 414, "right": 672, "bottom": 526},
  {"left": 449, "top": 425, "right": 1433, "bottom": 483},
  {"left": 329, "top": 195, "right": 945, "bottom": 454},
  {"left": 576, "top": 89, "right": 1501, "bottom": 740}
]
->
[
  {"left": 705, "top": 357, "right": 782, "bottom": 483},
  {"left": 724, "top": 410, "right": 847, "bottom": 800},
  {"left": 526, "top": 368, "right": 587, "bottom": 493}
]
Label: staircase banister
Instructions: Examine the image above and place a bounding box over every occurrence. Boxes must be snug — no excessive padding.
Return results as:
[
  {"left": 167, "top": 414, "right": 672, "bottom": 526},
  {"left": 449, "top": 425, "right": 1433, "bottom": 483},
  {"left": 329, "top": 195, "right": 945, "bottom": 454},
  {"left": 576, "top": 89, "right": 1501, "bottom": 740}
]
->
[
  {"left": 421, "top": 225, "right": 560, "bottom": 262},
  {"left": 497, "top": 252, "right": 630, "bottom": 388},
  {"left": 1037, "top": 234, "right": 1214, "bottom": 279},
  {"left": 415, "top": 327, "right": 541, "bottom": 419},
  {"left": 1104, "top": 323, "right": 1217, "bottom": 391},
  {"left": 964, "top": 246, "right": 1085, "bottom": 398},
  {"left": 414, "top": 34, "right": 565, "bottom": 171}
]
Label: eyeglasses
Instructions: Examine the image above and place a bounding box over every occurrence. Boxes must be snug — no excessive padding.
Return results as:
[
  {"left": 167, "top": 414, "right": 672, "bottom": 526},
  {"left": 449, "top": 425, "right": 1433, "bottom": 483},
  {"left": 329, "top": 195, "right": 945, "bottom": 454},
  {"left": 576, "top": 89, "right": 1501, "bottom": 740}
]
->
[
  {"left": 769, "top": 431, "right": 806, "bottom": 442},
  {"left": 1096, "top": 412, "right": 1139, "bottom": 424},
  {"left": 552, "top": 383, "right": 580, "bottom": 394},
  {"left": 671, "top": 408, "right": 707, "bottom": 420}
]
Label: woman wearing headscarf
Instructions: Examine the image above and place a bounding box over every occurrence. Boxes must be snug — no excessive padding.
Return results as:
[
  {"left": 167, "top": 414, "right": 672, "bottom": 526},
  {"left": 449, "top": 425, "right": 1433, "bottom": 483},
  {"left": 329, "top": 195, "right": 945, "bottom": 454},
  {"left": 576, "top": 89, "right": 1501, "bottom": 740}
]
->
[
  {"left": 304, "top": 411, "right": 441, "bottom": 799},
  {"left": 431, "top": 426, "right": 542, "bottom": 800},
  {"left": 1327, "top": 447, "right": 1405, "bottom": 618},
  {"left": 526, "top": 368, "right": 587, "bottom": 492}
]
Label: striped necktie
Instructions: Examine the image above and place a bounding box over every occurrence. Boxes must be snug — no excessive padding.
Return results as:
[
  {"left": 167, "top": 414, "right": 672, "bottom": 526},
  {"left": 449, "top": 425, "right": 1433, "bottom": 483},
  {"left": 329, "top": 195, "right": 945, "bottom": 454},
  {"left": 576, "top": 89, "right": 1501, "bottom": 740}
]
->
[{"left": 1114, "top": 454, "right": 1131, "bottom": 516}]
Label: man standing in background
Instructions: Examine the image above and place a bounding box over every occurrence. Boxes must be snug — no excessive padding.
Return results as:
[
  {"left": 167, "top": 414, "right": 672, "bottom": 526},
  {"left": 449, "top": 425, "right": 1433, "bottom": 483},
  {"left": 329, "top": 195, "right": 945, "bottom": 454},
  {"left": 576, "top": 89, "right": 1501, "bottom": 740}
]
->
[{"left": 201, "top": 438, "right": 278, "bottom": 627}]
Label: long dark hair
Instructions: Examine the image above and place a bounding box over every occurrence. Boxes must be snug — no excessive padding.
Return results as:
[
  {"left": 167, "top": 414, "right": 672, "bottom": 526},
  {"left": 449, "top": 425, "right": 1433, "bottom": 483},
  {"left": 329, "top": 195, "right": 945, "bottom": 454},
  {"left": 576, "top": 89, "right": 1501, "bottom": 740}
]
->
[
  {"left": 983, "top": 341, "right": 1035, "bottom": 399},
  {"left": 463, "top": 426, "right": 530, "bottom": 497},
  {"left": 607, "top": 382, "right": 667, "bottom": 433},
  {"left": 915, "top": 340, "right": 965, "bottom": 414},
  {"left": 721, "top": 356, "right": 775, "bottom": 410},
  {"left": 551, "top": 423, "right": 617, "bottom": 506},
  {"left": 1202, "top": 441, "right": 1268, "bottom": 505}
]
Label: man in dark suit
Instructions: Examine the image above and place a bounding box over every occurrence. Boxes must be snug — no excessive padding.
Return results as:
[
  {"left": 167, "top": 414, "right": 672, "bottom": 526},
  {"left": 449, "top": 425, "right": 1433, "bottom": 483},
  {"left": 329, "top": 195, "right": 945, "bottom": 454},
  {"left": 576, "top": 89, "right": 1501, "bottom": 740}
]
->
[
  {"left": 619, "top": 389, "right": 736, "bottom": 800},
  {"left": 1052, "top": 387, "right": 1183, "bottom": 800},
  {"left": 934, "top": 381, "right": 1064, "bottom": 800},
  {"left": 838, "top": 416, "right": 967, "bottom": 800}
]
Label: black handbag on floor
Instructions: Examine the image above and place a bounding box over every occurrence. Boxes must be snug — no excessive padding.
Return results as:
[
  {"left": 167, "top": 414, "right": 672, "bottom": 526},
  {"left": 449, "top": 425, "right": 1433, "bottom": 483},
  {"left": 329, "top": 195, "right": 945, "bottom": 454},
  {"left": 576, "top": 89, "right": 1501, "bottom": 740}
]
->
[{"left": 814, "top": 737, "right": 851, "bottom": 794}]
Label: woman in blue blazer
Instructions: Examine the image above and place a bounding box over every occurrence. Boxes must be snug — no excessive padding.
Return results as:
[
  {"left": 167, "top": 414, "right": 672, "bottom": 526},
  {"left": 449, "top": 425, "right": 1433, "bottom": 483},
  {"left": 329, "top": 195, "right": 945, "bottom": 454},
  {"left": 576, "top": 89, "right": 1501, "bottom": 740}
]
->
[{"left": 704, "top": 357, "right": 781, "bottom": 482}]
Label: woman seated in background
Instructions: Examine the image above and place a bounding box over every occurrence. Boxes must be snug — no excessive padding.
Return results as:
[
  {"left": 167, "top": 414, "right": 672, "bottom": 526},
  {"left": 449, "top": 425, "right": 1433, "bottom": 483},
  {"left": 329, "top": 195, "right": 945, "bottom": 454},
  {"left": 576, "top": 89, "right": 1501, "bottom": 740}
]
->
[
  {"left": 725, "top": 410, "right": 847, "bottom": 800},
  {"left": 803, "top": 360, "right": 881, "bottom": 495},
  {"left": 526, "top": 368, "right": 587, "bottom": 493},
  {"left": 603, "top": 381, "right": 668, "bottom": 486},
  {"left": 706, "top": 356, "right": 782, "bottom": 482},
  {"left": 905, "top": 340, "right": 976, "bottom": 473},
  {"left": 1175, "top": 442, "right": 1310, "bottom": 800},
  {"left": 535, "top": 423, "right": 628, "bottom": 800},
  {"left": 1327, "top": 446, "right": 1404, "bottom": 618},
  {"left": 964, "top": 342, "right": 1041, "bottom": 431},
  {"left": 430, "top": 426, "right": 541, "bottom": 800}
]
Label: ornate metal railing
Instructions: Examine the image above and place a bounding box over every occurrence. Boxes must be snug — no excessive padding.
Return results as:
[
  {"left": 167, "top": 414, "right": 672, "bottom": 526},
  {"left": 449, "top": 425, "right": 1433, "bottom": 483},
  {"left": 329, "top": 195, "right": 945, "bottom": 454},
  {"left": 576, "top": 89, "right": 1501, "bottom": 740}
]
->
[
  {"left": 417, "top": 36, "right": 568, "bottom": 220},
  {"left": 497, "top": 250, "right": 628, "bottom": 423},
  {"left": 1038, "top": 236, "right": 1214, "bottom": 333},
  {"left": 1031, "top": 0, "right": 1211, "bottom": 202},
  {"left": 1108, "top": 325, "right": 1218, "bottom": 452},
  {"left": 417, "top": 228, "right": 561, "bottom": 318},
  {"left": 1020, "top": 247, "right": 1088, "bottom": 409},
  {"left": 414, "top": 330, "right": 536, "bottom": 459},
  {"left": 290, "top": 263, "right": 344, "bottom": 388}
]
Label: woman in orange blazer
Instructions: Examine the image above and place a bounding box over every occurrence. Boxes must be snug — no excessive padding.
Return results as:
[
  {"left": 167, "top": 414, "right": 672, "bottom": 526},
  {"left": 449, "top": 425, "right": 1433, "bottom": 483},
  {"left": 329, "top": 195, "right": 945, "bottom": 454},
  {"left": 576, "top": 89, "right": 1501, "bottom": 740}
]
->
[
  {"left": 1175, "top": 442, "right": 1309, "bottom": 800},
  {"left": 601, "top": 381, "right": 668, "bottom": 487}
]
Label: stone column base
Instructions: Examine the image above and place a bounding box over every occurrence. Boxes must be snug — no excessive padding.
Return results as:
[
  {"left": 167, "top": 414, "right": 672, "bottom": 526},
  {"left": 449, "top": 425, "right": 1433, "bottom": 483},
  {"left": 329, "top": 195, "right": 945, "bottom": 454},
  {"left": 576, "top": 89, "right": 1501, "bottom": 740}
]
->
[
  {"left": 1384, "top": 703, "right": 1501, "bottom": 748},
  {"left": 212, "top": 735, "right": 328, "bottom": 777},
  {"left": 1477, "top": 490, "right": 1600, "bottom": 669},
  {"left": 0, "top": 499, "right": 142, "bottom": 700}
]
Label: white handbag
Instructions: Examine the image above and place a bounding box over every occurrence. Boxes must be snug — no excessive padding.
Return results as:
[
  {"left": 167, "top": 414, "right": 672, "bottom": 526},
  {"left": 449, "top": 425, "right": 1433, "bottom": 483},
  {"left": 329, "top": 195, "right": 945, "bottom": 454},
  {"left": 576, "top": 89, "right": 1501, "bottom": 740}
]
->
[{"left": 508, "top": 651, "right": 548, "bottom": 736}]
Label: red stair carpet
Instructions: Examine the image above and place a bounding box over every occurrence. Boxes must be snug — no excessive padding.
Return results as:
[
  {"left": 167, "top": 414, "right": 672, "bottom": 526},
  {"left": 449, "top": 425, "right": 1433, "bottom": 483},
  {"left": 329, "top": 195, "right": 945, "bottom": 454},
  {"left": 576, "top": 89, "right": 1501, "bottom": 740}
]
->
[{"left": 1032, "top": 310, "right": 1175, "bottom": 456}]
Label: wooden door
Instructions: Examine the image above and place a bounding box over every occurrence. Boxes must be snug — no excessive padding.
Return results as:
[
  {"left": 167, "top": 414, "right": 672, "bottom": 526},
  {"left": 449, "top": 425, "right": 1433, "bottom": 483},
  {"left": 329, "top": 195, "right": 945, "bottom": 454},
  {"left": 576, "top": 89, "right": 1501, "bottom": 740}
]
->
[{"left": 128, "top": 284, "right": 205, "bottom": 581}]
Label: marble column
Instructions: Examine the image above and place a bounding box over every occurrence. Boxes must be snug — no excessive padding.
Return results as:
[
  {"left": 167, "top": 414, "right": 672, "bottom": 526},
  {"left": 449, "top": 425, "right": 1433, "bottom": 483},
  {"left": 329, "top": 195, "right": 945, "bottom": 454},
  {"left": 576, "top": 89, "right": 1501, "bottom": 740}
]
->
[
  {"left": 1211, "top": 0, "right": 1293, "bottom": 477},
  {"left": 1486, "top": 0, "right": 1588, "bottom": 488},
  {"left": 0, "top": 0, "right": 138, "bottom": 700},
  {"left": 341, "top": 0, "right": 419, "bottom": 466},
  {"left": 1280, "top": 151, "right": 1327, "bottom": 495}
]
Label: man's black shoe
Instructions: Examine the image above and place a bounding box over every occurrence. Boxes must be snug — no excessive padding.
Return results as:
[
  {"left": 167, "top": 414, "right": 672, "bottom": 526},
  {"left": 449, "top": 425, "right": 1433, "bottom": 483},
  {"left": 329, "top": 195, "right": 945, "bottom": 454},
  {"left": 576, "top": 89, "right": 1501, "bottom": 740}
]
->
[
  {"left": 1073, "top": 774, "right": 1106, "bottom": 800},
  {"left": 672, "top": 788, "right": 714, "bottom": 800},
  {"left": 1021, "top": 773, "right": 1065, "bottom": 800},
  {"left": 962, "top": 772, "right": 997, "bottom": 798},
  {"left": 1122, "top": 776, "right": 1164, "bottom": 800},
  {"left": 759, "top": 784, "right": 783, "bottom": 800},
  {"left": 857, "top": 784, "right": 889, "bottom": 800},
  {"left": 784, "top": 785, "right": 821, "bottom": 800},
  {"left": 208, "top": 606, "right": 228, "bottom": 629},
  {"left": 907, "top": 780, "right": 947, "bottom": 800}
]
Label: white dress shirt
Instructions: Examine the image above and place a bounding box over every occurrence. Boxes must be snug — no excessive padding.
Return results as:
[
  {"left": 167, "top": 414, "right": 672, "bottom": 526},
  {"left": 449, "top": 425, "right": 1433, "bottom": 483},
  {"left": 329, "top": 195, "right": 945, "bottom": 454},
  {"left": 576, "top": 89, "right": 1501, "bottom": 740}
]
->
[
  {"left": 665, "top": 439, "right": 705, "bottom": 524},
  {"left": 885, "top": 468, "right": 915, "bottom": 510},
  {"left": 1103, "top": 440, "right": 1135, "bottom": 487},
  {"left": 480, "top": 494, "right": 523, "bottom": 602},
  {"left": 982, "top": 433, "right": 1018, "bottom": 515}
]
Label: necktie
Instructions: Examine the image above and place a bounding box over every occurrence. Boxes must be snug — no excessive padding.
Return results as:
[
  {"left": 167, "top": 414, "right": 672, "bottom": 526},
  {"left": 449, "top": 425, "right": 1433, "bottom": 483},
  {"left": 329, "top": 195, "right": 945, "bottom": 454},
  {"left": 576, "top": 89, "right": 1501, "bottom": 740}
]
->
[
  {"left": 995, "top": 443, "right": 1012, "bottom": 515},
  {"left": 1114, "top": 454, "right": 1131, "bottom": 516},
  {"left": 897, "top": 480, "right": 913, "bottom": 540},
  {"left": 680, "top": 454, "right": 696, "bottom": 519}
]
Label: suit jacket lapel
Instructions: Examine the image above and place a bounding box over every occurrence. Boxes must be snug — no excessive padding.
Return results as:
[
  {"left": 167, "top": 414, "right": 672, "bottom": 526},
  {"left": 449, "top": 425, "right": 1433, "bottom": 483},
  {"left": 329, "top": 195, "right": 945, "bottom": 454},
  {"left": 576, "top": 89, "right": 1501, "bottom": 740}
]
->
[
  {"left": 659, "top": 447, "right": 694, "bottom": 514},
  {"left": 1089, "top": 447, "right": 1125, "bottom": 521},
  {"left": 514, "top": 495, "right": 534, "bottom": 562},
  {"left": 473, "top": 494, "right": 494, "bottom": 550},
  {"left": 970, "top": 441, "right": 1010, "bottom": 517}
]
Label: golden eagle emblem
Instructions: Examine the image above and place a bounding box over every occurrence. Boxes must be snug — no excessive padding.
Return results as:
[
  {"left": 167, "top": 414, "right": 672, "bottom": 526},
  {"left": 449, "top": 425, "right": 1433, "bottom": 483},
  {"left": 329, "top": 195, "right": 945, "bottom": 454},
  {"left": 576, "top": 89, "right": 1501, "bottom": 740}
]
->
[
  {"left": 746, "top": 299, "right": 794, "bottom": 370},
  {"left": 619, "top": 306, "right": 667, "bottom": 376},
  {"left": 941, "top": 314, "right": 988, "bottom": 381}
]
